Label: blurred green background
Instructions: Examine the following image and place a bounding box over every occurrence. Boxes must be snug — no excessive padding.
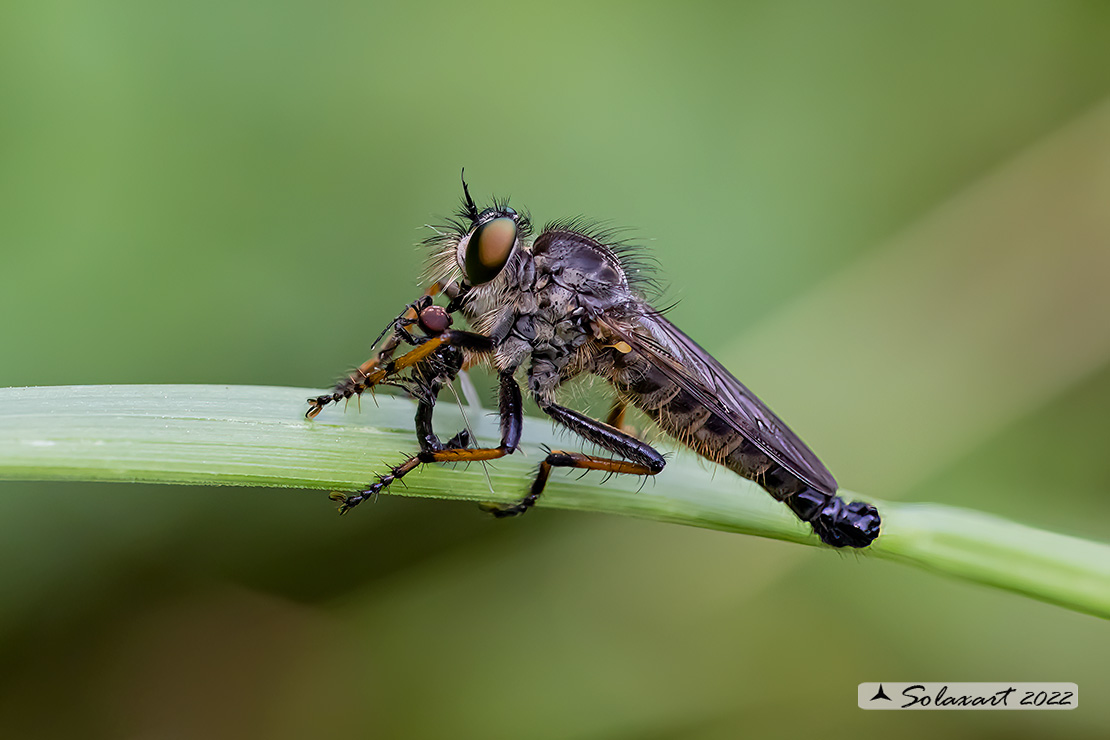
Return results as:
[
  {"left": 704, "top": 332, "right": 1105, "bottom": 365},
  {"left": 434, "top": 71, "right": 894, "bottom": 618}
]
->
[{"left": 2, "top": 0, "right": 1109, "bottom": 737}]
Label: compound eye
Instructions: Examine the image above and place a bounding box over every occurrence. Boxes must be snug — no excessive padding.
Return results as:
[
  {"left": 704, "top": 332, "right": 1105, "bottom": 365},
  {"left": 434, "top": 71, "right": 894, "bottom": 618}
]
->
[{"left": 464, "top": 217, "right": 516, "bottom": 285}]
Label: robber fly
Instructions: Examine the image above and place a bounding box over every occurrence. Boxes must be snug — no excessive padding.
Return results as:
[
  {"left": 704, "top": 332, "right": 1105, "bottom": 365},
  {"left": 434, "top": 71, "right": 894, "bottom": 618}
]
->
[{"left": 306, "top": 176, "right": 881, "bottom": 548}]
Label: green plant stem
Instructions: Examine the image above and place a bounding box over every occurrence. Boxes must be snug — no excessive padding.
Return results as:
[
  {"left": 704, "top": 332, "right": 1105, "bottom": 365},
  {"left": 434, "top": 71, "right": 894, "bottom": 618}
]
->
[{"left": 2, "top": 385, "right": 1108, "bottom": 619}]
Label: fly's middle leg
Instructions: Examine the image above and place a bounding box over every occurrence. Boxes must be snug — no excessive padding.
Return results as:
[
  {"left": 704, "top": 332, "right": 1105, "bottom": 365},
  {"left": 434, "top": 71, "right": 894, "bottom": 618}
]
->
[
  {"left": 482, "top": 403, "right": 665, "bottom": 517},
  {"left": 414, "top": 389, "right": 470, "bottom": 454}
]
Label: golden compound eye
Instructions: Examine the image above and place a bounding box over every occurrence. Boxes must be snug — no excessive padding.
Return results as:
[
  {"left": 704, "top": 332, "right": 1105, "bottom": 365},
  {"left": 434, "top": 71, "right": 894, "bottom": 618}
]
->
[{"left": 465, "top": 217, "right": 517, "bottom": 285}]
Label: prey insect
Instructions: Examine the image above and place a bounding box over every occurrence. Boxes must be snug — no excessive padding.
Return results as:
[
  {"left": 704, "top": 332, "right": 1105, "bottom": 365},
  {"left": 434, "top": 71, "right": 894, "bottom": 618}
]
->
[{"left": 307, "top": 176, "right": 880, "bottom": 548}]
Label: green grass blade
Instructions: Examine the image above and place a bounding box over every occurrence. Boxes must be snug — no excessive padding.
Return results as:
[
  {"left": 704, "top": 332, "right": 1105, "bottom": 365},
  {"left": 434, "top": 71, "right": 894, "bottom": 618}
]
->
[{"left": 2, "top": 384, "right": 1107, "bottom": 618}]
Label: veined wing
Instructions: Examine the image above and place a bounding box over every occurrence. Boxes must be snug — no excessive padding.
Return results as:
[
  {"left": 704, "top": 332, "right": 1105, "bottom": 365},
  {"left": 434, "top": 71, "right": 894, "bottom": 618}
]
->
[{"left": 600, "top": 309, "right": 838, "bottom": 494}]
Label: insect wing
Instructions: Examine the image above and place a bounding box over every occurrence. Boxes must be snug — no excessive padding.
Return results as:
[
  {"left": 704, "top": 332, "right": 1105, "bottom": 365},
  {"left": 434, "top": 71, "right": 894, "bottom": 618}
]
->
[{"left": 602, "top": 311, "right": 838, "bottom": 494}]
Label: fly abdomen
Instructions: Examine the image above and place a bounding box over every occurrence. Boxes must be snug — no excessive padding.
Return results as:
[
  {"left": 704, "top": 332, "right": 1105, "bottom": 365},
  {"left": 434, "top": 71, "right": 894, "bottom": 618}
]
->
[
  {"left": 607, "top": 346, "right": 879, "bottom": 548},
  {"left": 761, "top": 463, "right": 880, "bottom": 548},
  {"left": 788, "top": 486, "right": 882, "bottom": 548},
  {"left": 612, "top": 351, "right": 764, "bottom": 472}
]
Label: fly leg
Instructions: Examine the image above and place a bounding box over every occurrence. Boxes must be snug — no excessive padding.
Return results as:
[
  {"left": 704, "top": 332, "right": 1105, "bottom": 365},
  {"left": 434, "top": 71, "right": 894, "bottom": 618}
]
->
[
  {"left": 306, "top": 323, "right": 490, "bottom": 418},
  {"left": 306, "top": 284, "right": 450, "bottom": 418},
  {"left": 482, "top": 403, "right": 665, "bottom": 517},
  {"left": 604, "top": 397, "right": 642, "bottom": 437},
  {"left": 305, "top": 298, "right": 430, "bottom": 417},
  {"left": 331, "top": 370, "right": 522, "bottom": 514},
  {"left": 605, "top": 398, "right": 627, "bottom": 429},
  {"left": 412, "top": 352, "right": 470, "bottom": 455}
]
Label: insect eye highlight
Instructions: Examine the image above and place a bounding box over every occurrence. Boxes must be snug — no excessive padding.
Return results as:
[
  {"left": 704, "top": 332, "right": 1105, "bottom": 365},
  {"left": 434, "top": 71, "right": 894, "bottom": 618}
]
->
[{"left": 464, "top": 217, "right": 517, "bottom": 285}]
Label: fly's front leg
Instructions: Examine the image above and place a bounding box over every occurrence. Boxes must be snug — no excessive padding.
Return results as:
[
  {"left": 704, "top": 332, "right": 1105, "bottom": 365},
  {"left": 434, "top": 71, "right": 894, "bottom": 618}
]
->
[
  {"left": 413, "top": 367, "right": 470, "bottom": 454},
  {"left": 305, "top": 299, "right": 474, "bottom": 419},
  {"left": 306, "top": 299, "right": 431, "bottom": 417},
  {"left": 331, "top": 370, "right": 522, "bottom": 514},
  {"left": 305, "top": 284, "right": 453, "bottom": 419},
  {"left": 482, "top": 403, "right": 666, "bottom": 517}
]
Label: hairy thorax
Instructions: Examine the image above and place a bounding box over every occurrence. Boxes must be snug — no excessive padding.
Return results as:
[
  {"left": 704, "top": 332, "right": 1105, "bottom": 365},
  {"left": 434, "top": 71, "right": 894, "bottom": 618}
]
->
[{"left": 457, "top": 234, "right": 635, "bottom": 406}]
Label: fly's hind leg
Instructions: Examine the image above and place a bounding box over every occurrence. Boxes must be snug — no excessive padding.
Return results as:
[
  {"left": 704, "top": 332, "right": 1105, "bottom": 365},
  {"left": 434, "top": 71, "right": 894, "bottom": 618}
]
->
[
  {"left": 482, "top": 403, "right": 665, "bottom": 517},
  {"left": 605, "top": 398, "right": 627, "bottom": 430},
  {"left": 605, "top": 396, "right": 644, "bottom": 438}
]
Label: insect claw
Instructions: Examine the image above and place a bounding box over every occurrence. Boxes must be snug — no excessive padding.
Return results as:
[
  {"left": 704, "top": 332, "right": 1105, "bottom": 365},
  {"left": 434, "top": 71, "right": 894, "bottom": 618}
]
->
[
  {"left": 479, "top": 500, "right": 524, "bottom": 517},
  {"left": 329, "top": 492, "right": 353, "bottom": 514},
  {"left": 306, "top": 395, "right": 330, "bottom": 418}
]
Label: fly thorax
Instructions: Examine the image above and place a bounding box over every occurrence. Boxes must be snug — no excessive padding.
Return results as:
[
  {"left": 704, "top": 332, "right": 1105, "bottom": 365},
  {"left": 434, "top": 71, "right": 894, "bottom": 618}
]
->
[{"left": 524, "top": 285, "right": 596, "bottom": 402}]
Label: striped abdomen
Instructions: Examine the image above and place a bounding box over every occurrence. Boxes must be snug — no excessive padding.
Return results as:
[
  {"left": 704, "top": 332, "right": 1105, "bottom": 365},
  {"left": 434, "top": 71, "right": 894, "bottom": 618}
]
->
[
  {"left": 608, "top": 349, "right": 789, "bottom": 491},
  {"left": 604, "top": 347, "right": 880, "bottom": 548}
]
